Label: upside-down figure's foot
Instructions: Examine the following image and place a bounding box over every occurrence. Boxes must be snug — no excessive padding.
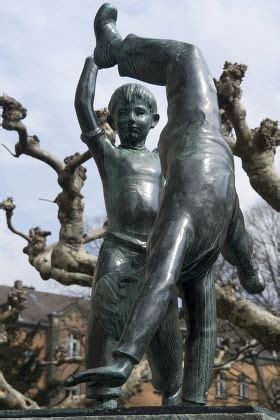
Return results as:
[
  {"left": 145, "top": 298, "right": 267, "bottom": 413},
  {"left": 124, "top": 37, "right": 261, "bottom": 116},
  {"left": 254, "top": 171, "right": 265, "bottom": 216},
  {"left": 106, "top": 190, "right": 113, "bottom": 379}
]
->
[
  {"left": 238, "top": 256, "right": 265, "bottom": 294},
  {"left": 94, "top": 3, "right": 123, "bottom": 68},
  {"left": 64, "top": 357, "right": 134, "bottom": 388}
]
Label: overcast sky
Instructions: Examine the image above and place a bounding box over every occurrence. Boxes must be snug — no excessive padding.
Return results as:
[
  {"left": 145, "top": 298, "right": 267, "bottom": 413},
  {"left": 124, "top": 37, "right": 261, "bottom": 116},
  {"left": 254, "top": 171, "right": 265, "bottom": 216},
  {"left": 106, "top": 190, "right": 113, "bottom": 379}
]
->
[{"left": 0, "top": 0, "right": 279, "bottom": 294}]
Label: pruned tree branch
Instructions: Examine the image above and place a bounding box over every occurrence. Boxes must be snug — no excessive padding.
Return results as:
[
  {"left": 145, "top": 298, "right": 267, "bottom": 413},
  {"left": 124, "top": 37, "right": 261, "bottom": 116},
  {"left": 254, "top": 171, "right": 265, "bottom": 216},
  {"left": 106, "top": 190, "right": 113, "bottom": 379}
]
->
[
  {"left": 66, "top": 150, "right": 92, "bottom": 172},
  {"left": 18, "top": 135, "right": 65, "bottom": 173},
  {"left": 83, "top": 226, "right": 106, "bottom": 244},
  {"left": 1, "top": 143, "right": 17, "bottom": 157},
  {"left": 0, "top": 197, "right": 31, "bottom": 242},
  {"left": 0, "top": 282, "right": 27, "bottom": 344},
  {"left": 66, "top": 108, "right": 116, "bottom": 173},
  {"left": 21, "top": 231, "right": 95, "bottom": 287},
  {"left": 216, "top": 284, "right": 280, "bottom": 351},
  {"left": 215, "top": 62, "right": 280, "bottom": 211},
  {"left": 0, "top": 309, "right": 18, "bottom": 325},
  {"left": 1, "top": 98, "right": 115, "bottom": 288},
  {"left": 0, "top": 95, "right": 64, "bottom": 173},
  {"left": 0, "top": 370, "right": 38, "bottom": 410},
  {"left": 214, "top": 339, "right": 257, "bottom": 370},
  {"left": 45, "top": 267, "right": 94, "bottom": 287},
  {"left": 0, "top": 196, "right": 97, "bottom": 287}
]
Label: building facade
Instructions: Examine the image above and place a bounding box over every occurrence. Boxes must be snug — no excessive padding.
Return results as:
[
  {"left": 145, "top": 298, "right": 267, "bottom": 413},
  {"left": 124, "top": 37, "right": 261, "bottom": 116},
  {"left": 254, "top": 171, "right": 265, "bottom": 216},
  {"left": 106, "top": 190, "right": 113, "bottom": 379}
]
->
[{"left": 0, "top": 281, "right": 279, "bottom": 411}]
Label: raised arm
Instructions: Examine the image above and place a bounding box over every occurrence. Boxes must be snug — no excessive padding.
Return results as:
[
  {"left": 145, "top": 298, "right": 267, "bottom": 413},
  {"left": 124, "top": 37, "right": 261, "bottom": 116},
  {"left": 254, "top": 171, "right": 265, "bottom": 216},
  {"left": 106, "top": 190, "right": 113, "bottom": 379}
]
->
[
  {"left": 75, "top": 56, "right": 100, "bottom": 133},
  {"left": 75, "top": 56, "right": 116, "bottom": 171}
]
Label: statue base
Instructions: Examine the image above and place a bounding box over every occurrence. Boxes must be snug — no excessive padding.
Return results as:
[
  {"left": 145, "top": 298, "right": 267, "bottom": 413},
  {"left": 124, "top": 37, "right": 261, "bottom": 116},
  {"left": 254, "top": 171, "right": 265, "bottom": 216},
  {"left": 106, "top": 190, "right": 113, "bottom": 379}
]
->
[{"left": 0, "top": 406, "right": 278, "bottom": 419}]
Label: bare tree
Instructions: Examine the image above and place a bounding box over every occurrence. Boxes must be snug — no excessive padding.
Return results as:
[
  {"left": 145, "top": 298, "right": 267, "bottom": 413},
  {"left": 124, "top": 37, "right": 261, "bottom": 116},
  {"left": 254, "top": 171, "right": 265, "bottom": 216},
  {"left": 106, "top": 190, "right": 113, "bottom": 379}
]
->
[
  {"left": 0, "top": 60, "right": 280, "bottom": 408},
  {"left": 214, "top": 202, "right": 279, "bottom": 351},
  {"left": 211, "top": 202, "right": 279, "bottom": 411},
  {"left": 0, "top": 282, "right": 40, "bottom": 409},
  {"left": 0, "top": 281, "right": 154, "bottom": 409},
  {"left": 0, "top": 98, "right": 112, "bottom": 287},
  {"left": 215, "top": 62, "right": 280, "bottom": 211}
]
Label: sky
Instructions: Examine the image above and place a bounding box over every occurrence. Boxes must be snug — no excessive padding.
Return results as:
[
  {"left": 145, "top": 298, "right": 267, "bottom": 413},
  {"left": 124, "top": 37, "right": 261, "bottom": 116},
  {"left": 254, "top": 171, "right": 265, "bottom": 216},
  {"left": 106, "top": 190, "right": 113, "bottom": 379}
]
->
[{"left": 0, "top": 0, "right": 279, "bottom": 294}]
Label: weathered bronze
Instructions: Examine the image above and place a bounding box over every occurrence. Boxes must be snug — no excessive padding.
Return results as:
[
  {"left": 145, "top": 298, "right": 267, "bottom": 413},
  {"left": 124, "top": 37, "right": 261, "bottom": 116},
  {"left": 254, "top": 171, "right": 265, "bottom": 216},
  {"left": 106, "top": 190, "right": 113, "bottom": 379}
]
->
[
  {"left": 65, "top": 3, "right": 265, "bottom": 407},
  {"left": 68, "top": 56, "right": 183, "bottom": 407}
]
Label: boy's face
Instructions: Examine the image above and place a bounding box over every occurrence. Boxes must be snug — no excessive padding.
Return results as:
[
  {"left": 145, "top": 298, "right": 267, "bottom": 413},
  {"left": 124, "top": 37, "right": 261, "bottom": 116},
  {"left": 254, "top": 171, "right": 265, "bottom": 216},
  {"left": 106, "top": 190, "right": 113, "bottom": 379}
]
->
[{"left": 112, "top": 98, "right": 157, "bottom": 147}]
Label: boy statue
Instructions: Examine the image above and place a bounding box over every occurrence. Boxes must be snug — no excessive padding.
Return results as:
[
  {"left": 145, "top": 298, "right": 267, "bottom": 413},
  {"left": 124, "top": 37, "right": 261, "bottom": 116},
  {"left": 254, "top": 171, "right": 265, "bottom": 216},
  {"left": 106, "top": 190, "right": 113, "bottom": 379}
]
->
[
  {"left": 70, "top": 57, "right": 183, "bottom": 407},
  {"left": 65, "top": 3, "right": 265, "bottom": 406}
]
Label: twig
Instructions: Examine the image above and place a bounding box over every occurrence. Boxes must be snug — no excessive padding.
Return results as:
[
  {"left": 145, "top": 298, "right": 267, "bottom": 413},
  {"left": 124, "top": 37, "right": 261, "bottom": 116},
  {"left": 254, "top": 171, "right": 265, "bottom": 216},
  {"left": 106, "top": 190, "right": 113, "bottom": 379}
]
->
[
  {"left": 214, "top": 340, "right": 257, "bottom": 370},
  {"left": 0, "top": 198, "right": 31, "bottom": 243},
  {"left": 66, "top": 150, "right": 91, "bottom": 172},
  {"left": 1, "top": 143, "right": 17, "bottom": 157},
  {"left": 83, "top": 226, "right": 106, "bottom": 243},
  {"left": 38, "top": 198, "right": 56, "bottom": 204}
]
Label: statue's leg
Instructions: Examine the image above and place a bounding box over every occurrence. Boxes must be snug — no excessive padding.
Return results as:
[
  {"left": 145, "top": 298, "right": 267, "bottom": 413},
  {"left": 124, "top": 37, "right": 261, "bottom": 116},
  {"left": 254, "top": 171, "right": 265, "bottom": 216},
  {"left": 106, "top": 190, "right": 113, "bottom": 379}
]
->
[
  {"left": 94, "top": 4, "right": 216, "bottom": 102},
  {"left": 222, "top": 196, "right": 265, "bottom": 294},
  {"left": 84, "top": 239, "right": 126, "bottom": 406},
  {"left": 147, "top": 292, "right": 183, "bottom": 406},
  {"left": 93, "top": 3, "right": 185, "bottom": 80},
  {"left": 65, "top": 191, "right": 193, "bottom": 388},
  {"left": 114, "top": 183, "right": 194, "bottom": 363},
  {"left": 65, "top": 239, "right": 148, "bottom": 391},
  {"left": 94, "top": 3, "right": 122, "bottom": 68},
  {"left": 180, "top": 272, "right": 216, "bottom": 406},
  {"left": 85, "top": 314, "right": 120, "bottom": 408},
  {"left": 66, "top": 239, "right": 143, "bottom": 404}
]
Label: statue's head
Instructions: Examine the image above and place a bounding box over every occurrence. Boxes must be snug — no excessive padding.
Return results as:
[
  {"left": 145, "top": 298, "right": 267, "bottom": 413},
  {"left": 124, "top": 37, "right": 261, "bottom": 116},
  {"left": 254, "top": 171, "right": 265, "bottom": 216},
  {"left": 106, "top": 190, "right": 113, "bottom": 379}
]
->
[{"left": 108, "top": 83, "right": 159, "bottom": 148}]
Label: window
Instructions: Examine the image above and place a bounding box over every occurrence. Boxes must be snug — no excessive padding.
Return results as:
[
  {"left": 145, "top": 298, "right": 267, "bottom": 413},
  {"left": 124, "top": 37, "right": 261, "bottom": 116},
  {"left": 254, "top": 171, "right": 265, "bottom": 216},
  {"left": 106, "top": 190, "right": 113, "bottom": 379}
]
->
[
  {"left": 67, "top": 334, "right": 80, "bottom": 358},
  {"left": 272, "top": 351, "right": 278, "bottom": 360},
  {"left": 66, "top": 386, "right": 79, "bottom": 398},
  {"left": 216, "top": 373, "right": 227, "bottom": 399},
  {"left": 238, "top": 374, "right": 249, "bottom": 400},
  {"left": 23, "top": 350, "right": 34, "bottom": 362}
]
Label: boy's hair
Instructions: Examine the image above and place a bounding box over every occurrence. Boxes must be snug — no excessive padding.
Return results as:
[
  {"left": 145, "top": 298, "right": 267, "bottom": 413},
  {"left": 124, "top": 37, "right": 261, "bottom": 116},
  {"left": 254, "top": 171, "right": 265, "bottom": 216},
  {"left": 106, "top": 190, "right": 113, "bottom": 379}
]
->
[{"left": 108, "top": 83, "right": 157, "bottom": 115}]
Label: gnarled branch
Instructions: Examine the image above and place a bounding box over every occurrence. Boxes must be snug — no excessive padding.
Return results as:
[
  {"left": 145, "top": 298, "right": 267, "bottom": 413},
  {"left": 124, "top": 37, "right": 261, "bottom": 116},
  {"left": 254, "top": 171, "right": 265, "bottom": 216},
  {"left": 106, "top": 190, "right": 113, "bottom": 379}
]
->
[
  {"left": 216, "top": 284, "right": 280, "bottom": 351},
  {"left": 0, "top": 309, "right": 18, "bottom": 325},
  {"left": 0, "top": 95, "right": 64, "bottom": 173},
  {"left": 215, "top": 62, "right": 280, "bottom": 211},
  {"left": 66, "top": 108, "right": 116, "bottom": 172},
  {"left": 0, "top": 197, "right": 30, "bottom": 242},
  {"left": 214, "top": 339, "right": 257, "bottom": 370},
  {"left": 83, "top": 226, "right": 106, "bottom": 244},
  {"left": 0, "top": 371, "right": 38, "bottom": 410}
]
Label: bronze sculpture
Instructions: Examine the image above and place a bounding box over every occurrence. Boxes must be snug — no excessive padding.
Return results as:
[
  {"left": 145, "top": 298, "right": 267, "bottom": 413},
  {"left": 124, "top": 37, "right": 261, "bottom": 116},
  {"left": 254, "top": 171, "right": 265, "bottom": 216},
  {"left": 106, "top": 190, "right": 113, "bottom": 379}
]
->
[
  {"left": 72, "top": 58, "right": 183, "bottom": 407},
  {"left": 65, "top": 3, "right": 265, "bottom": 406}
]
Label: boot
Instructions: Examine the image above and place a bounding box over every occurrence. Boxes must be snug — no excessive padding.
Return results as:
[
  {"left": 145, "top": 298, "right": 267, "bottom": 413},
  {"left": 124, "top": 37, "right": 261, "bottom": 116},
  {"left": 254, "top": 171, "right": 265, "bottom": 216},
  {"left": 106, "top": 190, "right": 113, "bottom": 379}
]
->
[{"left": 94, "top": 3, "right": 122, "bottom": 68}]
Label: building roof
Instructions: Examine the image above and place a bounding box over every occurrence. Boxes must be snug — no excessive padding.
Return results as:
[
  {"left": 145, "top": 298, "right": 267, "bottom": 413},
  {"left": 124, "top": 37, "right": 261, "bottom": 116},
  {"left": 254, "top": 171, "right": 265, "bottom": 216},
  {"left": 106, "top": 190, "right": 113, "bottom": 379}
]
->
[{"left": 0, "top": 282, "right": 90, "bottom": 324}]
